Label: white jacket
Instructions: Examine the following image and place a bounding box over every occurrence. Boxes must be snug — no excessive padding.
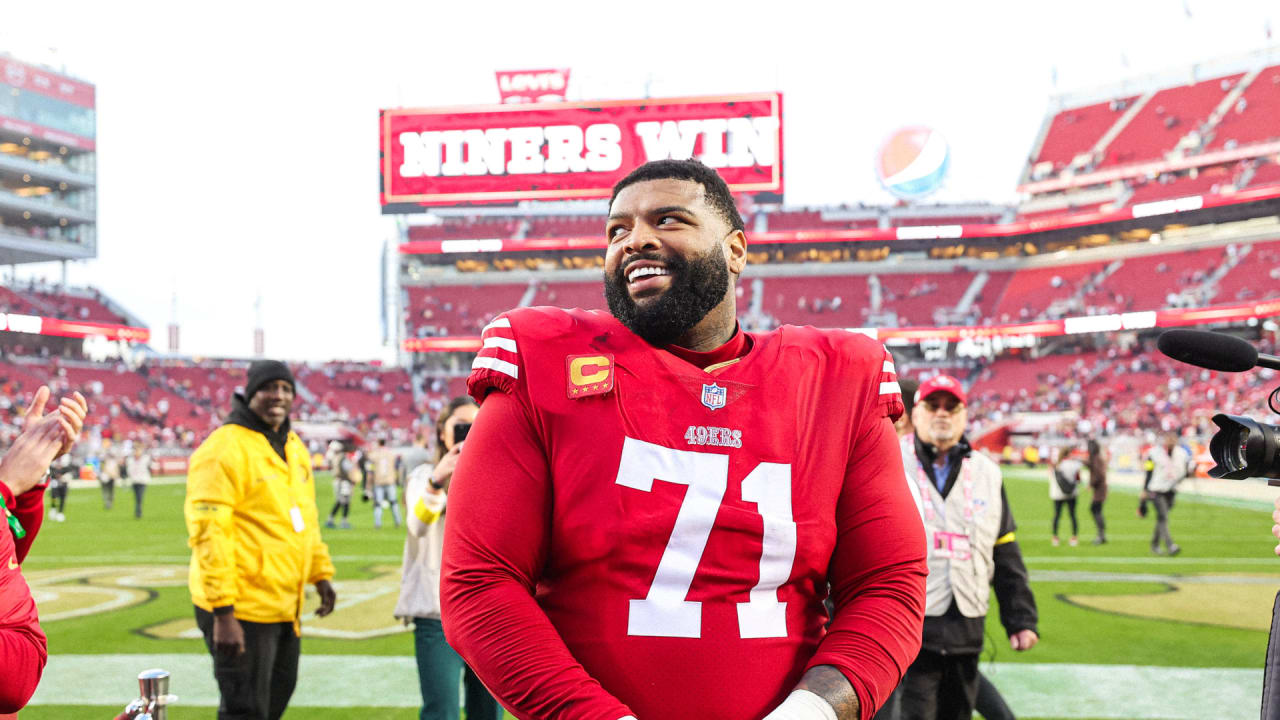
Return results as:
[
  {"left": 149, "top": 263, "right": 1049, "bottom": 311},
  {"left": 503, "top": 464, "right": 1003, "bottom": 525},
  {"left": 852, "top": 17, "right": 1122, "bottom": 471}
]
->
[
  {"left": 1147, "top": 445, "right": 1193, "bottom": 493},
  {"left": 902, "top": 439, "right": 1006, "bottom": 619},
  {"left": 1049, "top": 458, "right": 1086, "bottom": 501},
  {"left": 393, "top": 464, "right": 448, "bottom": 621}
]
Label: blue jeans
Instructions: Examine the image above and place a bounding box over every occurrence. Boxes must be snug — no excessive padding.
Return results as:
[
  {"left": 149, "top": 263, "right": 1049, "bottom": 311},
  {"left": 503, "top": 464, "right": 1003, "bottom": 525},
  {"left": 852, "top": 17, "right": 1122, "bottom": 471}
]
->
[
  {"left": 413, "top": 617, "right": 501, "bottom": 720},
  {"left": 373, "top": 484, "right": 403, "bottom": 528}
]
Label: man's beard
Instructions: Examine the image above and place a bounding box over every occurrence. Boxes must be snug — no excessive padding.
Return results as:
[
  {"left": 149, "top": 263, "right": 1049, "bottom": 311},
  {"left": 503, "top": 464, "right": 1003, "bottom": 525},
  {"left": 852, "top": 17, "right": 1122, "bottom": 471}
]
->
[{"left": 603, "top": 244, "right": 730, "bottom": 347}]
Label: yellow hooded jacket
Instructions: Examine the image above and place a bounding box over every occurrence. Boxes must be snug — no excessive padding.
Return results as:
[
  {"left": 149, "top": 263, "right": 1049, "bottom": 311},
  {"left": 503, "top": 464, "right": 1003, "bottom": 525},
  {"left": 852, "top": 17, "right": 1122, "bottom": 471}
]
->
[{"left": 185, "top": 421, "right": 334, "bottom": 633}]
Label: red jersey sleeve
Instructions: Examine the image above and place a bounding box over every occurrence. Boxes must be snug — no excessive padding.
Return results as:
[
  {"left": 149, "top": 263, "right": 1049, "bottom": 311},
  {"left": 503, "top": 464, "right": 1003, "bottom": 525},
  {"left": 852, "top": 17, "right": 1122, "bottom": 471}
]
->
[
  {"left": 12, "top": 484, "right": 46, "bottom": 564},
  {"left": 0, "top": 485, "right": 47, "bottom": 714},
  {"left": 871, "top": 345, "right": 904, "bottom": 425},
  {"left": 441, "top": 390, "right": 635, "bottom": 720},
  {"left": 467, "top": 314, "right": 524, "bottom": 403},
  {"left": 805, "top": 337, "right": 925, "bottom": 719}
]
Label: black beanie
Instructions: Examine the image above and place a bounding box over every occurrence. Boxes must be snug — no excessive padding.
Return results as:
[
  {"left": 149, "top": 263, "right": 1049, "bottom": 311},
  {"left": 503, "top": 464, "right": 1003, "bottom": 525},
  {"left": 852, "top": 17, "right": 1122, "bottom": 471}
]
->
[{"left": 244, "top": 360, "right": 295, "bottom": 400}]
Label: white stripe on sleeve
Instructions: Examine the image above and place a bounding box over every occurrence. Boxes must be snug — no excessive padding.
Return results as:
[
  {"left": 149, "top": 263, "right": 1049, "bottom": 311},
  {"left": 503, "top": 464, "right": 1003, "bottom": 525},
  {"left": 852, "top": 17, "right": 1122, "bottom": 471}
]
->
[
  {"left": 472, "top": 355, "right": 519, "bottom": 379},
  {"left": 482, "top": 336, "right": 517, "bottom": 353},
  {"left": 482, "top": 317, "right": 512, "bottom": 333},
  {"left": 879, "top": 381, "right": 901, "bottom": 395},
  {"left": 883, "top": 360, "right": 896, "bottom": 374}
]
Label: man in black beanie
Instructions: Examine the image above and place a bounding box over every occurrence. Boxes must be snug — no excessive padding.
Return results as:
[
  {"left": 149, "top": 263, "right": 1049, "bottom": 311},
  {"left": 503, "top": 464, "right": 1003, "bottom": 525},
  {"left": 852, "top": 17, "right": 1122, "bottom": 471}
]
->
[{"left": 184, "top": 359, "right": 337, "bottom": 720}]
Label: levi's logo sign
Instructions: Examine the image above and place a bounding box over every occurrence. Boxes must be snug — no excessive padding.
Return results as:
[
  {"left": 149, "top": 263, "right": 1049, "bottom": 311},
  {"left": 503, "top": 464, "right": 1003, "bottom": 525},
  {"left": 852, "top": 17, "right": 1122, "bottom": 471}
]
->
[{"left": 566, "top": 354, "right": 614, "bottom": 399}]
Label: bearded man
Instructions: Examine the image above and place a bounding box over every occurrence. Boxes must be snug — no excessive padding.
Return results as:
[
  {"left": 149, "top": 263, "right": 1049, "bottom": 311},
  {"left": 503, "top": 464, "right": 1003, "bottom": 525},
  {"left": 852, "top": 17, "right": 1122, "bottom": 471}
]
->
[{"left": 440, "top": 159, "right": 927, "bottom": 720}]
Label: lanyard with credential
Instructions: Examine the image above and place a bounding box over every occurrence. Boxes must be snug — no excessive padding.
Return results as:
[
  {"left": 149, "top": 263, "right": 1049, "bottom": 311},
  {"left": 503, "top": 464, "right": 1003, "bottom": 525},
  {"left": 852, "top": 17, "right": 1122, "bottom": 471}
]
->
[
  {"left": 0, "top": 492, "right": 25, "bottom": 540},
  {"left": 912, "top": 457, "right": 974, "bottom": 525}
]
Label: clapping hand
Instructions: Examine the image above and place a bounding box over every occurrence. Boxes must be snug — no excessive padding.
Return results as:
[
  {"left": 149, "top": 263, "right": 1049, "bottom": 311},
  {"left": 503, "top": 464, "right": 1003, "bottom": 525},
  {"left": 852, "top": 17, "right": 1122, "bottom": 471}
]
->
[{"left": 0, "top": 386, "right": 88, "bottom": 498}]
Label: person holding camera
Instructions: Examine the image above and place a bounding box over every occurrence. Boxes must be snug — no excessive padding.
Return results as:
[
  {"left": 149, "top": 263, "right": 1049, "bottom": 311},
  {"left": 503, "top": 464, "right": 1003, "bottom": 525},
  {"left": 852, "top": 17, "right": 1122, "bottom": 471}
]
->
[
  {"left": 1, "top": 386, "right": 89, "bottom": 716},
  {"left": 394, "top": 396, "right": 500, "bottom": 720}
]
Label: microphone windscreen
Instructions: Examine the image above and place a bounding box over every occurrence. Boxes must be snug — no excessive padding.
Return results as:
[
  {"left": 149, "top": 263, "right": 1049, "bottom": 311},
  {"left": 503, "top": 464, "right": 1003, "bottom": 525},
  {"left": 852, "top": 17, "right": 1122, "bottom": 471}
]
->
[{"left": 1157, "top": 329, "right": 1258, "bottom": 372}]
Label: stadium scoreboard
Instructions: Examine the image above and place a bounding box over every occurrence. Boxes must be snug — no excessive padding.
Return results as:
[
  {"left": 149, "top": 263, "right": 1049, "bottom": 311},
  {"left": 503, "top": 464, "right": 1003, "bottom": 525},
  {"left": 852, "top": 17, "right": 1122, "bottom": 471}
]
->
[{"left": 380, "top": 93, "right": 783, "bottom": 209}]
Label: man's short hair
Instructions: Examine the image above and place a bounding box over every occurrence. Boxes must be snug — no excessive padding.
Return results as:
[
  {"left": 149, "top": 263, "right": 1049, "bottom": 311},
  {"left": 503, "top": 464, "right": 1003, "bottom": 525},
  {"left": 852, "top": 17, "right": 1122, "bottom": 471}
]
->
[{"left": 610, "top": 159, "right": 745, "bottom": 234}]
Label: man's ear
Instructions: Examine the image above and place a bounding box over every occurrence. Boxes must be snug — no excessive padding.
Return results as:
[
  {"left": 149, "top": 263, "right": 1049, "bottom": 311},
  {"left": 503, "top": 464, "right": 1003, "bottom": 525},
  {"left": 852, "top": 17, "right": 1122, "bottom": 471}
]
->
[{"left": 724, "top": 229, "right": 747, "bottom": 276}]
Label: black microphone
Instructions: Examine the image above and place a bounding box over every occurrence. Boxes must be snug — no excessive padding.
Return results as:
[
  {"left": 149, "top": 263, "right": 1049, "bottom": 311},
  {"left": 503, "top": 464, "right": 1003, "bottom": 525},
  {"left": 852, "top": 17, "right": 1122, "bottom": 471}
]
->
[{"left": 1157, "top": 329, "right": 1280, "bottom": 372}]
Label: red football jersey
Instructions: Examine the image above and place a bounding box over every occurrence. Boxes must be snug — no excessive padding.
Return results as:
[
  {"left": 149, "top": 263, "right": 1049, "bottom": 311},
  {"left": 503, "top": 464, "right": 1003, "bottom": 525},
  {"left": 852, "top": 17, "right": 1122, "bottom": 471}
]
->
[
  {"left": 442, "top": 308, "right": 926, "bottom": 720},
  {"left": 0, "top": 483, "right": 48, "bottom": 714}
]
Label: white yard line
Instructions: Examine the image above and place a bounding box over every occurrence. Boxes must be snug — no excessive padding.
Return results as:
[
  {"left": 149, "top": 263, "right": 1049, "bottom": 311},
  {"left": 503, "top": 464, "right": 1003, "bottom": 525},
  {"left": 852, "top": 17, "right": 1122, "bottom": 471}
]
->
[{"left": 29, "top": 655, "right": 1264, "bottom": 718}]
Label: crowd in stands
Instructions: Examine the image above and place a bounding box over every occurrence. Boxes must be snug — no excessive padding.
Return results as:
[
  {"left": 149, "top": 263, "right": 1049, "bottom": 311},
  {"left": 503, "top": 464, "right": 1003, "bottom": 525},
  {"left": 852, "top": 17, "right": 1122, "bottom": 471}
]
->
[
  {"left": 0, "top": 356, "right": 442, "bottom": 454},
  {"left": 0, "top": 280, "right": 131, "bottom": 325},
  {"left": 403, "top": 235, "right": 1280, "bottom": 340},
  {"left": 945, "top": 335, "right": 1280, "bottom": 447}
]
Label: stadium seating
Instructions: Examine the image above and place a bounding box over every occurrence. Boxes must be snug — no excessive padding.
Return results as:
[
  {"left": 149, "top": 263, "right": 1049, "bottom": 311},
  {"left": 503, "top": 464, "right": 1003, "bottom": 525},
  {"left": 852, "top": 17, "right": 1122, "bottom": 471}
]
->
[
  {"left": 402, "top": 232, "right": 1280, "bottom": 339},
  {"left": 1206, "top": 65, "right": 1280, "bottom": 150},
  {"left": 530, "top": 281, "right": 606, "bottom": 311},
  {"left": 1032, "top": 98, "right": 1137, "bottom": 171},
  {"left": 877, "top": 270, "right": 974, "bottom": 326},
  {"left": 0, "top": 286, "right": 42, "bottom": 315},
  {"left": 405, "top": 283, "right": 529, "bottom": 336},
  {"left": 0, "top": 283, "right": 131, "bottom": 325},
  {"left": 406, "top": 218, "right": 521, "bottom": 241},
  {"left": 989, "top": 261, "right": 1108, "bottom": 322},
  {"left": 1211, "top": 238, "right": 1280, "bottom": 303},
  {"left": 1126, "top": 168, "right": 1234, "bottom": 205},
  {"left": 1248, "top": 160, "right": 1280, "bottom": 187},
  {"left": 1081, "top": 246, "right": 1225, "bottom": 313},
  {"left": 753, "top": 275, "right": 870, "bottom": 327},
  {"left": 1016, "top": 203, "right": 1108, "bottom": 221},
  {"left": 294, "top": 364, "right": 415, "bottom": 428},
  {"left": 766, "top": 210, "right": 878, "bottom": 232},
  {"left": 1099, "top": 73, "right": 1244, "bottom": 168},
  {"left": 890, "top": 214, "right": 1002, "bottom": 227},
  {"left": 526, "top": 216, "right": 603, "bottom": 238},
  {"left": 963, "top": 339, "right": 1278, "bottom": 440}
]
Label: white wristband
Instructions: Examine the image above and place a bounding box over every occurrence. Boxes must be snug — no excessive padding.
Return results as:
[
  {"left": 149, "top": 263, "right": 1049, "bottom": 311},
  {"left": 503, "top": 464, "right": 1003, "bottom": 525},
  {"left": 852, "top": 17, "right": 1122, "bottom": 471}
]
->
[{"left": 761, "top": 689, "right": 838, "bottom": 720}]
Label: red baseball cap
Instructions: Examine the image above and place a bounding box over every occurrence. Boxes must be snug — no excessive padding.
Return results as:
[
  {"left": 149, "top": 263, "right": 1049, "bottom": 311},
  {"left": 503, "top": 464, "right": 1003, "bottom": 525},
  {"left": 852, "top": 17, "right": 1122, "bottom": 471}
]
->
[{"left": 915, "top": 374, "right": 966, "bottom": 405}]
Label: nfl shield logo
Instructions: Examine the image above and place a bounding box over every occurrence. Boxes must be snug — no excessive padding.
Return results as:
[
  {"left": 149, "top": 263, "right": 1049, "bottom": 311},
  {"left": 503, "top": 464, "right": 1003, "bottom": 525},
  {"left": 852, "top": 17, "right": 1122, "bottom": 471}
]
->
[{"left": 701, "top": 383, "right": 727, "bottom": 411}]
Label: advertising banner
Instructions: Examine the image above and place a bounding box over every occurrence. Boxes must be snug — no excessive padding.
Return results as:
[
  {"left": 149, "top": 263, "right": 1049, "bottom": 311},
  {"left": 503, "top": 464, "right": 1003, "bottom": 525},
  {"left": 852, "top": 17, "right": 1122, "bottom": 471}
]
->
[
  {"left": 495, "top": 69, "right": 570, "bottom": 104},
  {"left": 381, "top": 93, "right": 783, "bottom": 205},
  {"left": 0, "top": 57, "right": 95, "bottom": 108},
  {"left": 38, "top": 316, "right": 150, "bottom": 342}
]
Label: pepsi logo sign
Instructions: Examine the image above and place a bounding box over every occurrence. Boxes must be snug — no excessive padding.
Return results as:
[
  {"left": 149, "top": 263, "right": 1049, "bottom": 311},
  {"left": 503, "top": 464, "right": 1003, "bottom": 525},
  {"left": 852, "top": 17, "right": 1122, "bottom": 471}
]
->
[{"left": 876, "top": 126, "right": 950, "bottom": 200}]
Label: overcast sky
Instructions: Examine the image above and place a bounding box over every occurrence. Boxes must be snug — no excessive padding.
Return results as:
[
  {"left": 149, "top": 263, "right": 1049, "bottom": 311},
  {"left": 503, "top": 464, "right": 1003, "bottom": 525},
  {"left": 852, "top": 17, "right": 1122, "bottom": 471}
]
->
[{"left": 3, "top": 0, "right": 1276, "bottom": 361}]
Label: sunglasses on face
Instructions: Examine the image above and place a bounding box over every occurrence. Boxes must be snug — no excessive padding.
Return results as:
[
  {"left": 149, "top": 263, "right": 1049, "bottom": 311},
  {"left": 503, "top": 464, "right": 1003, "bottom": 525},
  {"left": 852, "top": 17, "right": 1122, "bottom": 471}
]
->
[{"left": 922, "top": 398, "right": 964, "bottom": 415}]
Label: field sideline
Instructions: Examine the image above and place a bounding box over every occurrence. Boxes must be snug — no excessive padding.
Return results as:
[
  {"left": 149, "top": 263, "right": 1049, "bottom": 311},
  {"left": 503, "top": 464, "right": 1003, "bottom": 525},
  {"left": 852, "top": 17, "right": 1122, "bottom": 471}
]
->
[{"left": 18, "top": 467, "right": 1280, "bottom": 719}]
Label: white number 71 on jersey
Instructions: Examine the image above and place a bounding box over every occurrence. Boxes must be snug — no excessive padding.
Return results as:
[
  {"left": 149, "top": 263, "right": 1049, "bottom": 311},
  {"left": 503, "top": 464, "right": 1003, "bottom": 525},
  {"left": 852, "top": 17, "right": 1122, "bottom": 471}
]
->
[{"left": 615, "top": 437, "right": 796, "bottom": 639}]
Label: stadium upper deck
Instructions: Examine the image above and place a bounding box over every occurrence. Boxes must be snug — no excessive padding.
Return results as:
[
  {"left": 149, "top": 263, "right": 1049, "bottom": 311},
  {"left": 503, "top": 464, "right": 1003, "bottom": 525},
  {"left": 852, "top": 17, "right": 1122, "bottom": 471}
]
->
[
  {"left": 391, "top": 50, "right": 1280, "bottom": 361},
  {"left": 0, "top": 55, "right": 97, "bottom": 265}
]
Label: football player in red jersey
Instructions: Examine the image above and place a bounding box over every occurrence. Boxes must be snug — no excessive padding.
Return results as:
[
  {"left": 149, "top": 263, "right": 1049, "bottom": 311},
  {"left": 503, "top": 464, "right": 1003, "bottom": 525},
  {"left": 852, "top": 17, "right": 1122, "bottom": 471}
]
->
[{"left": 441, "top": 159, "right": 927, "bottom": 720}]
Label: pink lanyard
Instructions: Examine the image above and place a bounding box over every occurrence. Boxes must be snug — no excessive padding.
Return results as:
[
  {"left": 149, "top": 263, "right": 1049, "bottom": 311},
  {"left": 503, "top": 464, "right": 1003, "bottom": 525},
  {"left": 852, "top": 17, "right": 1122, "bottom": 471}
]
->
[{"left": 913, "top": 458, "right": 974, "bottom": 525}]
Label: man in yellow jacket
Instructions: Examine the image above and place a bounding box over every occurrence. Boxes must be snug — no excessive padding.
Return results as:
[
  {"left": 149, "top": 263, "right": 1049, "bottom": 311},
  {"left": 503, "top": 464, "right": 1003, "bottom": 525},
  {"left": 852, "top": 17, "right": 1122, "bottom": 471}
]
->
[{"left": 185, "top": 360, "right": 336, "bottom": 720}]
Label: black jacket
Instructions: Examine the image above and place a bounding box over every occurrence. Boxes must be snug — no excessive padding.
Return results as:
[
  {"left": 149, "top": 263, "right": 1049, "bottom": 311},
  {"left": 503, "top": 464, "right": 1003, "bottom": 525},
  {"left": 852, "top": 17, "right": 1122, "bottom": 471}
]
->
[
  {"left": 225, "top": 394, "right": 290, "bottom": 463},
  {"left": 913, "top": 434, "right": 1039, "bottom": 655}
]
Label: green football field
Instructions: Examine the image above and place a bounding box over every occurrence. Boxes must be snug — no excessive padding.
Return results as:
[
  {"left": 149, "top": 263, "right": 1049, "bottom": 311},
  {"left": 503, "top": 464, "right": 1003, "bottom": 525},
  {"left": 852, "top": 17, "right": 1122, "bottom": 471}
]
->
[{"left": 17, "top": 468, "right": 1280, "bottom": 719}]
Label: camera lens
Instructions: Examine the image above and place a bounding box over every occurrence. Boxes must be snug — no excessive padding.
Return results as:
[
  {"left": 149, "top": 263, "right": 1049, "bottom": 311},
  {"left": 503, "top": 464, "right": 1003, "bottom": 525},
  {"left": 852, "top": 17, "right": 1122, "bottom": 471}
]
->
[
  {"left": 1208, "top": 413, "right": 1280, "bottom": 480},
  {"left": 1234, "top": 435, "right": 1249, "bottom": 469}
]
